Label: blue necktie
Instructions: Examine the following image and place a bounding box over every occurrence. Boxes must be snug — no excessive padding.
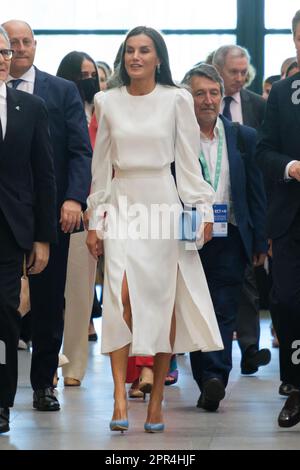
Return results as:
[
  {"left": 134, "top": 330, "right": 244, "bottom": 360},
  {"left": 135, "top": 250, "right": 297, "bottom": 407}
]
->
[
  {"left": 222, "top": 96, "right": 233, "bottom": 121},
  {"left": 10, "top": 79, "right": 23, "bottom": 89}
]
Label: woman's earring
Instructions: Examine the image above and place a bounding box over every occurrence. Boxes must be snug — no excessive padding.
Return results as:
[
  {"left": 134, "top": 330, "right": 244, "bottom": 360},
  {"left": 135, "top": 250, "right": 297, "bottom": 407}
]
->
[{"left": 157, "top": 64, "right": 161, "bottom": 74}]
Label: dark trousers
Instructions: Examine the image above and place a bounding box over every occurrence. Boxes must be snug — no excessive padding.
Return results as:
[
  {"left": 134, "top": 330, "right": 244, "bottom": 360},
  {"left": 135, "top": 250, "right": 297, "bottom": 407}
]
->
[
  {"left": 20, "top": 312, "right": 32, "bottom": 343},
  {"left": 272, "top": 222, "right": 300, "bottom": 388},
  {"left": 236, "top": 265, "right": 261, "bottom": 355},
  {"left": 190, "top": 225, "right": 247, "bottom": 390},
  {"left": 30, "top": 230, "right": 70, "bottom": 391},
  {"left": 0, "top": 211, "right": 23, "bottom": 407}
]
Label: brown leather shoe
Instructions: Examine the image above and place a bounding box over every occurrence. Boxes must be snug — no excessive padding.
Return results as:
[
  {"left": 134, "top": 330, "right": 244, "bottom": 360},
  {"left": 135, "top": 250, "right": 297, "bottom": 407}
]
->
[
  {"left": 139, "top": 367, "right": 153, "bottom": 398},
  {"left": 64, "top": 377, "right": 81, "bottom": 387},
  {"left": 278, "top": 391, "right": 300, "bottom": 428},
  {"left": 128, "top": 387, "right": 144, "bottom": 399}
]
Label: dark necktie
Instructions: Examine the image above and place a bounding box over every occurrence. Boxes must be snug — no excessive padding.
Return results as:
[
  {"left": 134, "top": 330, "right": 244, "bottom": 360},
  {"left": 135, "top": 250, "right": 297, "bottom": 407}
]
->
[
  {"left": 10, "top": 79, "right": 24, "bottom": 89},
  {"left": 0, "top": 119, "right": 3, "bottom": 142},
  {"left": 222, "top": 96, "right": 233, "bottom": 121}
]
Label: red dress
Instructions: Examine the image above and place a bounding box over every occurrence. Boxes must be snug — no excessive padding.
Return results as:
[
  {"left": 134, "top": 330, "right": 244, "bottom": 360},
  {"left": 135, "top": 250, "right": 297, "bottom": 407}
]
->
[{"left": 126, "top": 356, "right": 154, "bottom": 384}]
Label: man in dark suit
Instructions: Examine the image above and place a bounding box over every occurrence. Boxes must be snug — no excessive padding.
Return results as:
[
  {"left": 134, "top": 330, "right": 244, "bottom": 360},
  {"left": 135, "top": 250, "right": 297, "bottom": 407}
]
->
[
  {"left": 183, "top": 64, "right": 268, "bottom": 411},
  {"left": 213, "top": 45, "right": 271, "bottom": 376},
  {"left": 2, "top": 20, "right": 92, "bottom": 411},
  {"left": 256, "top": 10, "right": 300, "bottom": 428},
  {"left": 0, "top": 26, "right": 57, "bottom": 433}
]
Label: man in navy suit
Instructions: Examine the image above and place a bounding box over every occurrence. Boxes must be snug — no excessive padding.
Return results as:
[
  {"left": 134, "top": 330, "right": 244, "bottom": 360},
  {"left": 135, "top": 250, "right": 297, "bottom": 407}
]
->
[
  {"left": 0, "top": 26, "right": 57, "bottom": 433},
  {"left": 213, "top": 45, "right": 270, "bottom": 376},
  {"left": 256, "top": 10, "right": 300, "bottom": 428},
  {"left": 183, "top": 64, "right": 268, "bottom": 411},
  {"left": 2, "top": 20, "right": 92, "bottom": 411}
]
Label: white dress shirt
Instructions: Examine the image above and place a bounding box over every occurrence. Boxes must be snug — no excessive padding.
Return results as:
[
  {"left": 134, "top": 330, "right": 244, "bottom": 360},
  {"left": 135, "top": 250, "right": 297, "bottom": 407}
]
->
[
  {"left": 221, "top": 92, "right": 243, "bottom": 124},
  {"left": 285, "top": 160, "right": 298, "bottom": 180},
  {"left": 200, "top": 117, "right": 236, "bottom": 225},
  {"left": 0, "top": 82, "right": 7, "bottom": 139},
  {"left": 7, "top": 66, "right": 35, "bottom": 95}
]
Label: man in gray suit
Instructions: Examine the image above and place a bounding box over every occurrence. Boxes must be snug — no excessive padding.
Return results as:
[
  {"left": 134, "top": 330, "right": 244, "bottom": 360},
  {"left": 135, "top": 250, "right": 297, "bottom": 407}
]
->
[{"left": 213, "top": 45, "right": 271, "bottom": 375}]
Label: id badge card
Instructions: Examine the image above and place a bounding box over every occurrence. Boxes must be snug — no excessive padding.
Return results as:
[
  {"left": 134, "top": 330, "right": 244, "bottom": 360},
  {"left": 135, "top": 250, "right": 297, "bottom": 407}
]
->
[{"left": 213, "top": 204, "right": 228, "bottom": 237}]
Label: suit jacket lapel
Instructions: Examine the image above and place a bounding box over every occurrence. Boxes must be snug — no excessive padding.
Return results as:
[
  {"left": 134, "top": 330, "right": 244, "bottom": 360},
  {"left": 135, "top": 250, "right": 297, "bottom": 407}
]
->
[
  {"left": 33, "top": 67, "right": 49, "bottom": 99},
  {"left": 240, "top": 89, "right": 253, "bottom": 127},
  {"left": 220, "top": 115, "right": 242, "bottom": 199},
  {"left": 4, "top": 86, "right": 23, "bottom": 147}
]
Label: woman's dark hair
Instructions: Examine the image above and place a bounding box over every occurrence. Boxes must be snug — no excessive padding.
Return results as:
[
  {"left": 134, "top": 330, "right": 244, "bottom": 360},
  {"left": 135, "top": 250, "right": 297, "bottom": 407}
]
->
[
  {"left": 119, "top": 26, "right": 177, "bottom": 87},
  {"left": 57, "top": 51, "right": 100, "bottom": 99}
]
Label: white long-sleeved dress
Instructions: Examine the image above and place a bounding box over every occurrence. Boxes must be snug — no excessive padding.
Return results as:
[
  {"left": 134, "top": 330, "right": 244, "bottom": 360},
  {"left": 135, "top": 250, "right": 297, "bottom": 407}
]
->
[{"left": 88, "top": 84, "right": 223, "bottom": 355}]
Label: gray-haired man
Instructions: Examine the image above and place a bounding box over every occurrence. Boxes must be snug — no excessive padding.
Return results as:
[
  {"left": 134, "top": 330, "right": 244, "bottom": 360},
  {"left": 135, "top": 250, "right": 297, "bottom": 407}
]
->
[
  {"left": 212, "top": 45, "right": 271, "bottom": 376},
  {"left": 185, "top": 64, "right": 267, "bottom": 411}
]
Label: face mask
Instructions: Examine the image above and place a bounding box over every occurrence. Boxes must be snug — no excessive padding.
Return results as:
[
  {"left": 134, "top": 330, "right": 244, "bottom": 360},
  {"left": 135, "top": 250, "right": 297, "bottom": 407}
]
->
[{"left": 78, "top": 78, "right": 98, "bottom": 103}]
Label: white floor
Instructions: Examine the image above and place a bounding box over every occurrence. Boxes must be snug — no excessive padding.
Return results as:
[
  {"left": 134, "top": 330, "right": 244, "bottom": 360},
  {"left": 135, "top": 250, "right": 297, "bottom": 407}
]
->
[{"left": 1, "top": 315, "right": 299, "bottom": 450}]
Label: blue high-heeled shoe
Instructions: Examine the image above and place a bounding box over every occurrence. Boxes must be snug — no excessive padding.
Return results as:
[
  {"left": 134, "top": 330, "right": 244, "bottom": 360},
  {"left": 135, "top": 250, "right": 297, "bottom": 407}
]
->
[
  {"left": 144, "top": 422, "right": 165, "bottom": 433},
  {"left": 110, "top": 419, "right": 129, "bottom": 433}
]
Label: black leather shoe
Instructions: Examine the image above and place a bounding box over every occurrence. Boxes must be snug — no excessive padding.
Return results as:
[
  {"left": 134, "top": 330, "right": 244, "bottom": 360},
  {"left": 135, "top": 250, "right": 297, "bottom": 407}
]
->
[
  {"left": 279, "top": 383, "right": 300, "bottom": 397},
  {"left": 241, "top": 347, "right": 271, "bottom": 375},
  {"left": 197, "top": 378, "right": 225, "bottom": 412},
  {"left": 33, "top": 388, "right": 60, "bottom": 411},
  {"left": 278, "top": 391, "right": 300, "bottom": 428},
  {"left": 0, "top": 408, "right": 10, "bottom": 434}
]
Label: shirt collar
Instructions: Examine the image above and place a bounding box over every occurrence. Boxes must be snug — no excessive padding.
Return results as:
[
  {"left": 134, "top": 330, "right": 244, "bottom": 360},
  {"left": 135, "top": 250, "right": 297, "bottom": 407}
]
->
[
  {"left": 200, "top": 116, "right": 223, "bottom": 141},
  {"left": 224, "top": 91, "right": 241, "bottom": 105},
  {"left": 0, "top": 82, "right": 7, "bottom": 99},
  {"left": 8, "top": 65, "right": 35, "bottom": 84}
]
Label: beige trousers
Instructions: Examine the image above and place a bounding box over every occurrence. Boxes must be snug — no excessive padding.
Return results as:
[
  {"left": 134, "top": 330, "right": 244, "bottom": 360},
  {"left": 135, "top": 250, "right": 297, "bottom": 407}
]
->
[{"left": 62, "top": 231, "right": 97, "bottom": 381}]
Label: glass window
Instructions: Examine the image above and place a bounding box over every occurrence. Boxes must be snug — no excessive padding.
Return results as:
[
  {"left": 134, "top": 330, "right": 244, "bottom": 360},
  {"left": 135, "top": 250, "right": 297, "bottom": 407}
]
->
[
  {"left": 264, "top": 34, "right": 295, "bottom": 78},
  {"left": 265, "top": 0, "right": 299, "bottom": 29},
  {"left": 34, "top": 34, "right": 236, "bottom": 82},
  {"left": 34, "top": 35, "right": 124, "bottom": 76},
  {"left": 164, "top": 34, "right": 236, "bottom": 81},
  {"left": 3, "top": 0, "right": 237, "bottom": 30}
]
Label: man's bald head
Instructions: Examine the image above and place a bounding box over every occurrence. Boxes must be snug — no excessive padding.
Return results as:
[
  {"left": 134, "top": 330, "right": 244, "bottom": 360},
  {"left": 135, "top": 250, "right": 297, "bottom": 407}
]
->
[
  {"left": 2, "top": 20, "right": 36, "bottom": 78},
  {"left": 2, "top": 20, "right": 35, "bottom": 38}
]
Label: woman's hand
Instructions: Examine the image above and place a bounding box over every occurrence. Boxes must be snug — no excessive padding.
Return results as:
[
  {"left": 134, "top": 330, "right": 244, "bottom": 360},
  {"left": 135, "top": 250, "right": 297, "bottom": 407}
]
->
[{"left": 86, "top": 230, "right": 104, "bottom": 260}]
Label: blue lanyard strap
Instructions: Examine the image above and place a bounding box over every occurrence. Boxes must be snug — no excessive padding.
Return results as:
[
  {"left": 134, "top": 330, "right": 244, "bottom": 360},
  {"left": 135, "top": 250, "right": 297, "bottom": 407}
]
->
[{"left": 199, "top": 126, "right": 224, "bottom": 192}]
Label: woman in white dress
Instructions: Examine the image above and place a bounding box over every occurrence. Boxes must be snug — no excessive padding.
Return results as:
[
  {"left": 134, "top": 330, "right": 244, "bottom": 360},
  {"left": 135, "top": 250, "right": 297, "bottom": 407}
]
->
[{"left": 86, "top": 26, "right": 223, "bottom": 433}]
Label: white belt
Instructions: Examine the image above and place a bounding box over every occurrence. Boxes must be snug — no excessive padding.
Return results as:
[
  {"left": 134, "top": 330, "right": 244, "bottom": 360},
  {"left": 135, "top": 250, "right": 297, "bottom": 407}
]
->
[{"left": 114, "top": 166, "right": 171, "bottom": 179}]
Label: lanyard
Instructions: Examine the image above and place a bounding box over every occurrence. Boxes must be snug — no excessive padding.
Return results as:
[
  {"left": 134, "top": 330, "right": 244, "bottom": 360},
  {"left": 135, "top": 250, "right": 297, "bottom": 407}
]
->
[{"left": 199, "top": 126, "right": 224, "bottom": 192}]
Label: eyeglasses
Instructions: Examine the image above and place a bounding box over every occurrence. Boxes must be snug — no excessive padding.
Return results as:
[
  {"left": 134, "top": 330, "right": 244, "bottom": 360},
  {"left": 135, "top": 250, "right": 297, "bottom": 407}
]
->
[{"left": 0, "top": 49, "right": 14, "bottom": 61}]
